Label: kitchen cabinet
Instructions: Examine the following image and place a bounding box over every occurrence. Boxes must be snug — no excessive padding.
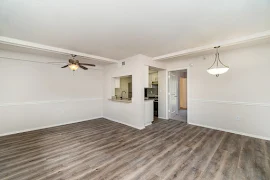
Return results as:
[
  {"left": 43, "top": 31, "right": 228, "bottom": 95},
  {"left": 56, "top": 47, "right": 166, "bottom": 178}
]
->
[
  {"left": 144, "top": 100, "right": 154, "bottom": 126},
  {"left": 149, "top": 73, "right": 152, "bottom": 87},
  {"left": 149, "top": 72, "right": 158, "bottom": 87},
  {"left": 152, "top": 73, "right": 158, "bottom": 82},
  {"left": 114, "top": 77, "right": 120, "bottom": 88}
]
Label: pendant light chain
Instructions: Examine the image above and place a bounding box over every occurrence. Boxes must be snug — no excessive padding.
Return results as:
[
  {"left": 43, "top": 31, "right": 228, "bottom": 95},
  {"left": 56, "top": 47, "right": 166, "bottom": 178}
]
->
[
  {"left": 216, "top": 48, "right": 219, "bottom": 68},
  {"left": 217, "top": 50, "right": 229, "bottom": 68},
  {"left": 208, "top": 48, "right": 218, "bottom": 69}
]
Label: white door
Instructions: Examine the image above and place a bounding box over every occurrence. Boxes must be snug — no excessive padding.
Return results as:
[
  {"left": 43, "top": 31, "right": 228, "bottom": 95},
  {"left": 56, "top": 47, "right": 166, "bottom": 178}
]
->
[{"left": 169, "top": 72, "right": 178, "bottom": 119}]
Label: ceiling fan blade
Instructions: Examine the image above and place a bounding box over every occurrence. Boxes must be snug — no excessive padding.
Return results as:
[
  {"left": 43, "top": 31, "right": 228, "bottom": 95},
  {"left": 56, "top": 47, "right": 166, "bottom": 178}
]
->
[
  {"left": 80, "top": 63, "right": 96, "bottom": 67},
  {"left": 61, "top": 65, "right": 69, "bottom": 68},
  {"left": 79, "top": 65, "right": 88, "bottom": 70}
]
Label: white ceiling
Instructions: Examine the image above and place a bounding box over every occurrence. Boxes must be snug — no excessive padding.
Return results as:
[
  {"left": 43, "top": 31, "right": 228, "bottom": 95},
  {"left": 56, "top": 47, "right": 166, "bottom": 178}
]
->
[{"left": 0, "top": 0, "right": 270, "bottom": 60}]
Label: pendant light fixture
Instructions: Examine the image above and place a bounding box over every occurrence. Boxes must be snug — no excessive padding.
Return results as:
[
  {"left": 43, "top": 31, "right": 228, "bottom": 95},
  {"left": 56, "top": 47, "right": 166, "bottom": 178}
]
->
[{"left": 207, "top": 46, "right": 229, "bottom": 77}]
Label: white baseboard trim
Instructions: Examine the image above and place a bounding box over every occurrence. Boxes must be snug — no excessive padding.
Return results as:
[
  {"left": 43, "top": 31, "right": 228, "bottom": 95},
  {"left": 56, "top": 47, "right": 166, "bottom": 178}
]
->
[
  {"left": 158, "top": 117, "right": 168, "bottom": 120},
  {"left": 145, "top": 122, "right": 152, "bottom": 126},
  {"left": 0, "top": 116, "right": 102, "bottom": 137},
  {"left": 189, "top": 122, "right": 270, "bottom": 141},
  {"left": 103, "top": 116, "right": 145, "bottom": 130}
]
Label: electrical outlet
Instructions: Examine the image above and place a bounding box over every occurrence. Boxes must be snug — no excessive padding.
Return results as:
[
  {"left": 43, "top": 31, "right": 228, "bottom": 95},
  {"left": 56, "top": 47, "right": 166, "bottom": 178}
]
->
[{"left": 236, "top": 116, "right": 240, "bottom": 121}]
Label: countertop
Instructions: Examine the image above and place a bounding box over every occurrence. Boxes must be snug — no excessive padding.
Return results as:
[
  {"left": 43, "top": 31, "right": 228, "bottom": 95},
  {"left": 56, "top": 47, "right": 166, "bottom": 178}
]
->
[
  {"left": 108, "top": 99, "right": 132, "bottom": 103},
  {"left": 144, "top": 99, "right": 155, "bottom": 101}
]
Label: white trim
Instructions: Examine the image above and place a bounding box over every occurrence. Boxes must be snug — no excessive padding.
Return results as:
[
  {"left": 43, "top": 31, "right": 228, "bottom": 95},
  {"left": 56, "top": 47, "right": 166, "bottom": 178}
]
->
[
  {"left": 0, "top": 36, "right": 118, "bottom": 63},
  {"left": 145, "top": 122, "right": 152, "bottom": 126},
  {"left": 191, "top": 99, "right": 270, "bottom": 107},
  {"left": 0, "top": 98, "right": 103, "bottom": 107},
  {"left": 153, "top": 30, "right": 270, "bottom": 60},
  {"left": 0, "top": 56, "right": 104, "bottom": 70},
  {"left": 165, "top": 70, "right": 169, "bottom": 119},
  {"left": 103, "top": 116, "right": 145, "bottom": 130},
  {"left": 0, "top": 116, "right": 102, "bottom": 137},
  {"left": 189, "top": 122, "right": 270, "bottom": 141},
  {"left": 158, "top": 117, "right": 168, "bottom": 120}
]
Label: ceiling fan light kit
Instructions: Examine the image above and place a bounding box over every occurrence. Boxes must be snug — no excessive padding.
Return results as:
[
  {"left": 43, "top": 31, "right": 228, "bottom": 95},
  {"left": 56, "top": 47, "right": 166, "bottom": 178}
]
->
[
  {"left": 69, "top": 64, "right": 79, "bottom": 71},
  {"left": 61, "top": 54, "right": 96, "bottom": 71},
  {"left": 207, "top": 46, "right": 229, "bottom": 77}
]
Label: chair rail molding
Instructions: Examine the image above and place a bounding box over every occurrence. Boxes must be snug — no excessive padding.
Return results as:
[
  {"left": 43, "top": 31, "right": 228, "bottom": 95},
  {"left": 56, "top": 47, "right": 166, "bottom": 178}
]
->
[
  {"left": 0, "top": 98, "right": 103, "bottom": 107},
  {"left": 191, "top": 99, "right": 270, "bottom": 107}
]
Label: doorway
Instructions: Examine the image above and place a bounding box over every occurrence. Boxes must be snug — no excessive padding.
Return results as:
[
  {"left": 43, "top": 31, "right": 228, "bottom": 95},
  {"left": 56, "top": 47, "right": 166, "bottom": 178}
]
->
[{"left": 168, "top": 69, "right": 188, "bottom": 122}]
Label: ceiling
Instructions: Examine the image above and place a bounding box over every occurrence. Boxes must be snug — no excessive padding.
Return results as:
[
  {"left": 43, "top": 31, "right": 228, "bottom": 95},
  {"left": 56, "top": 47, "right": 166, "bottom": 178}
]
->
[{"left": 0, "top": 0, "right": 270, "bottom": 60}]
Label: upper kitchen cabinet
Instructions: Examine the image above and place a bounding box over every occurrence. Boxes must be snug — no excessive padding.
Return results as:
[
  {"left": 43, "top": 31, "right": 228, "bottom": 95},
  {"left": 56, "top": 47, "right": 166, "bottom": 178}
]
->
[
  {"left": 149, "top": 72, "right": 158, "bottom": 87},
  {"left": 114, "top": 77, "right": 120, "bottom": 88},
  {"left": 151, "top": 72, "right": 158, "bottom": 82}
]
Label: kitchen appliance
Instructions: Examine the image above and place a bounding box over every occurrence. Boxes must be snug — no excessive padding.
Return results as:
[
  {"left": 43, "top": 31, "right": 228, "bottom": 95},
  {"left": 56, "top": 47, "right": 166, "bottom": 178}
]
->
[
  {"left": 144, "top": 87, "right": 158, "bottom": 98},
  {"left": 154, "top": 100, "right": 158, "bottom": 117},
  {"left": 145, "top": 88, "right": 158, "bottom": 117}
]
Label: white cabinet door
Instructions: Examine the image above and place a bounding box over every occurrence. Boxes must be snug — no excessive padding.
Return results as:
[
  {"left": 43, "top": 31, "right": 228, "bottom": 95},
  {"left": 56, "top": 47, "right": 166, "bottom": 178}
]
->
[
  {"left": 144, "top": 100, "right": 154, "bottom": 126},
  {"left": 149, "top": 74, "right": 152, "bottom": 87},
  {"left": 114, "top": 77, "right": 120, "bottom": 88},
  {"left": 152, "top": 73, "right": 157, "bottom": 82}
]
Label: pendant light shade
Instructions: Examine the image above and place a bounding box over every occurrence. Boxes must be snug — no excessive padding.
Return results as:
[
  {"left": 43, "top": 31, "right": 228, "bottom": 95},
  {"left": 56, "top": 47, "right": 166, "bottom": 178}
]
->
[
  {"left": 207, "top": 67, "right": 229, "bottom": 75},
  {"left": 207, "top": 46, "right": 229, "bottom": 77}
]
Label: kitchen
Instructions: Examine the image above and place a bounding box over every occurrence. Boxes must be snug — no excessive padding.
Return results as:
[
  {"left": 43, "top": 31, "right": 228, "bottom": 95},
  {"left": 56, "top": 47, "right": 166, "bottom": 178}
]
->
[
  {"left": 108, "top": 64, "right": 164, "bottom": 128},
  {"left": 144, "top": 67, "right": 159, "bottom": 124}
]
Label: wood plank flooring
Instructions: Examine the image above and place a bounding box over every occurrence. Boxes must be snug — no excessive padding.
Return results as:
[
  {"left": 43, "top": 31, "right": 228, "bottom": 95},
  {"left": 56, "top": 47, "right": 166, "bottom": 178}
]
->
[{"left": 0, "top": 118, "right": 269, "bottom": 180}]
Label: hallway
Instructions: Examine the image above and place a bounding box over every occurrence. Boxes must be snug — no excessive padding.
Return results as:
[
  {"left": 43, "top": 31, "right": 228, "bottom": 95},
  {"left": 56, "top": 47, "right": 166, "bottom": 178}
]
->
[{"left": 171, "top": 109, "right": 187, "bottom": 122}]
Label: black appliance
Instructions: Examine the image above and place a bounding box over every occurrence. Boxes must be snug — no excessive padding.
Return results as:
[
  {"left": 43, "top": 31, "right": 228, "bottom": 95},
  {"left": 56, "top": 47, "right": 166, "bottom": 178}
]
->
[
  {"left": 145, "top": 87, "right": 158, "bottom": 117},
  {"left": 144, "top": 88, "right": 148, "bottom": 98},
  {"left": 154, "top": 100, "right": 158, "bottom": 117}
]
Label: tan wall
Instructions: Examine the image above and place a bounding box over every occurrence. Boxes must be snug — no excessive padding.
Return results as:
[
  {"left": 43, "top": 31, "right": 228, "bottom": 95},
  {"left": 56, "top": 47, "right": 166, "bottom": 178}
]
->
[{"left": 179, "top": 77, "right": 187, "bottom": 109}]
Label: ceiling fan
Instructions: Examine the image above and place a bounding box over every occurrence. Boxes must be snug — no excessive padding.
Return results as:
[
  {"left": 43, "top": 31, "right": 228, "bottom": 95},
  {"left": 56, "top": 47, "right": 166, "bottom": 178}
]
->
[{"left": 61, "top": 55, "right": 96, "bottom": 71}]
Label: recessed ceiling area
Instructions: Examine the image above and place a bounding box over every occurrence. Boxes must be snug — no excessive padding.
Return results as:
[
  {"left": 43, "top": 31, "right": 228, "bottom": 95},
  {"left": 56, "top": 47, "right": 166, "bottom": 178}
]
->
[{"left": 0, "top": 0, "right": 270, "bottom": 60}]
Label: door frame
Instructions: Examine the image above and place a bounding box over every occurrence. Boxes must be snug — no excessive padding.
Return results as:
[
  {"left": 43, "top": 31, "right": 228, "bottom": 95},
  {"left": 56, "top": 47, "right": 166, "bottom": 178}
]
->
[{"left": 166, "top": 67, "right": 190, "bottom": 123}]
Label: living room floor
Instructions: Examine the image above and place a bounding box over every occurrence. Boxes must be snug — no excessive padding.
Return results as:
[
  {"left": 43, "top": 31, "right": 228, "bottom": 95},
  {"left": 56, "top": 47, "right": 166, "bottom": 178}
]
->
[{"left": 0, "top": 118, "right": 269, "bottom": 180}]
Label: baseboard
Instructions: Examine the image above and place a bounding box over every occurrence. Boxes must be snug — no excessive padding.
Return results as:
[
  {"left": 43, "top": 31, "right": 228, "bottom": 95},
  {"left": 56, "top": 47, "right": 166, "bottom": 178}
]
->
[
  {"left": 145, "top": 122, "right": 152, "bottom": 126},
  {"left": 189, "top": 122, "right": 270, "bottom": 141},
  {"left": 103, "top": 116, "right": 145, "bottom": 130},
  {"left": 158, "top": 117, "right": 168, "bottom": 120},
  {"left": 0, "top": 116, "right": 145, "bottom": 137},
  {"left": 0, "top": 116, "right": 102, "bottom": 137}
]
